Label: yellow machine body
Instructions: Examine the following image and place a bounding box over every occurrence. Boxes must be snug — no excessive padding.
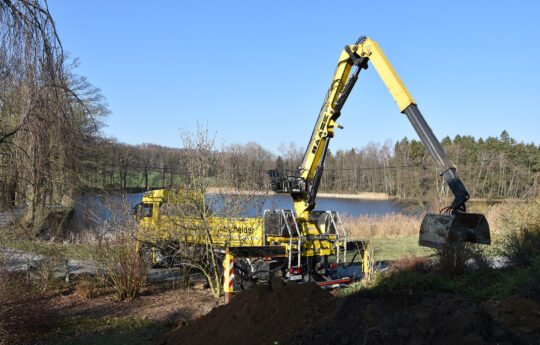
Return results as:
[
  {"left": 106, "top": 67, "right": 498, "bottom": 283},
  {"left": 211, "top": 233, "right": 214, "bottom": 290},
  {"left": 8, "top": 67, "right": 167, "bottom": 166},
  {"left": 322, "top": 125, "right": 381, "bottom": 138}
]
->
[{"left": 135, "top": 189, "right": 345, "bottom": 262}]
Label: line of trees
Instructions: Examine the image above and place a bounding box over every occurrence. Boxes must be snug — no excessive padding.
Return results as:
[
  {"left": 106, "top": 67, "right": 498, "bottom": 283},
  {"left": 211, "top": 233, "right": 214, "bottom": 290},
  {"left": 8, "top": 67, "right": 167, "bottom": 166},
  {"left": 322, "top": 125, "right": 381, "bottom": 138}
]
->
[
  {"left": 74, "top": 130, "right": 539, "bottom": 201},
  {"left": 84, "top": 139, "right": 276, "bottom": 193},
  {"left": 322, "top": 131, "right": 539, "bottom": 199}
]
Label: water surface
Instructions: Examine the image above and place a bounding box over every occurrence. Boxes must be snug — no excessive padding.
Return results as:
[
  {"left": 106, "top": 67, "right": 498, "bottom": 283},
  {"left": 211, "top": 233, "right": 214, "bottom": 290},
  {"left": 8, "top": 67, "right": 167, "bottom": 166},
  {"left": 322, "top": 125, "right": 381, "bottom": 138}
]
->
[{"left": 72, "top": 192, "right": 404, "bottom": 229}]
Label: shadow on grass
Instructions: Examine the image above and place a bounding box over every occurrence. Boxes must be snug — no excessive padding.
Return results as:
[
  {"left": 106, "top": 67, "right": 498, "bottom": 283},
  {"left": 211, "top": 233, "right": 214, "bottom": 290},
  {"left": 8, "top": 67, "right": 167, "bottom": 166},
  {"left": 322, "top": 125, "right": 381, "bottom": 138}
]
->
[{"left": 42, "top": 316, "right": 173, "bottom": 345}]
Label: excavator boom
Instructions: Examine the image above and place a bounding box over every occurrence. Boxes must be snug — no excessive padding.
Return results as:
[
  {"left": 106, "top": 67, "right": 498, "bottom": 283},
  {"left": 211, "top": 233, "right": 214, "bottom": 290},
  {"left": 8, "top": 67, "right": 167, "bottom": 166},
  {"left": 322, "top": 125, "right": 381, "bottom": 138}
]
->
[{"left": 270, "top": 36, "right": 491, "bottom": 249}]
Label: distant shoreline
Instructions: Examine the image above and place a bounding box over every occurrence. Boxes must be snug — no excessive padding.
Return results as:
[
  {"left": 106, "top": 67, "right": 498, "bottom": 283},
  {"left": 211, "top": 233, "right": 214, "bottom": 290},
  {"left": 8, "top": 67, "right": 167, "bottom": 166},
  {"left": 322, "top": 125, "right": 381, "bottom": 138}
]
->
[
  {"left": 133, "top": 187, "right": 521, "bottom": 203},
  {"left": 315, "top": 192, "right": 392, "bottom": 200},
  {"left": 206, "top": 187, "right": 392, "bottom": 200}
]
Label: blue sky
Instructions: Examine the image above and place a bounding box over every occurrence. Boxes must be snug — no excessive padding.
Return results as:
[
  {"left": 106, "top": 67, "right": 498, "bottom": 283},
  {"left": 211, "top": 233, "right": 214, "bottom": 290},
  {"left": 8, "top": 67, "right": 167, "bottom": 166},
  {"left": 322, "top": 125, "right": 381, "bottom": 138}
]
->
[{"left": 47, "top": 0, "right": 539, "bottom": 154}]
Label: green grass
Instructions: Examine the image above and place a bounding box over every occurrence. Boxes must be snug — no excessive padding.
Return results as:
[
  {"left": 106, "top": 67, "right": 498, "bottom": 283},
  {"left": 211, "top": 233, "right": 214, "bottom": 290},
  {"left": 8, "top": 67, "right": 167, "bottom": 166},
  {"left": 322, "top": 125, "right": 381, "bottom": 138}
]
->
[
  {"left": 339, "top": 254, "right": 540, "bottom": 302},
  {"left": 371, "top": 237, "right": 434, "bottom": 262},
  {"left": 330, "top": 236, "right": 433, "bottom": 265},
  {"left": 0, "top": 232, "right": 96, "bottom": 260},
  {"left": 44, "top": 316, "right": 171, "bottom": 345},
  {"left": 3, "top": 234, "right": 481, "bottom": 265},
  {"left": 370, "top": 255, "right": 540, "bottom": 302}
]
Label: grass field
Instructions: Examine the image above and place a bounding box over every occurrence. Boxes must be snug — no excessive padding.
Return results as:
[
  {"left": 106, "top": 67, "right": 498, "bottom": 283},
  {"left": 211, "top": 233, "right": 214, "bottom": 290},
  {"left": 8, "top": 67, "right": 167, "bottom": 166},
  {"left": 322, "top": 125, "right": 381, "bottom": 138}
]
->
[
  {"left": 0, "top": 232, "right": 95, "bottom": 260},
  {"left": 330, "top": 236, "right": 434, "bottom": 264},
  {"left": 46, "top": 317, "right": 169, "bottom": 345},
  {"left": 371, "top": 237, "right": 434, "bottom": 261}
]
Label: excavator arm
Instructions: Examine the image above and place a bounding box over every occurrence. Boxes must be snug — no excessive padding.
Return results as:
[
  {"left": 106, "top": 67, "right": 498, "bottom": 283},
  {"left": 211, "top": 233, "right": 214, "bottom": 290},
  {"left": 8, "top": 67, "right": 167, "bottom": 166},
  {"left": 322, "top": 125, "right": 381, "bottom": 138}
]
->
[
  {"left": 349, "top": 37, "right": 470, "bottom": 213},
  {"left": 269, "top": 36, "right": 490, "bottom": 249}
]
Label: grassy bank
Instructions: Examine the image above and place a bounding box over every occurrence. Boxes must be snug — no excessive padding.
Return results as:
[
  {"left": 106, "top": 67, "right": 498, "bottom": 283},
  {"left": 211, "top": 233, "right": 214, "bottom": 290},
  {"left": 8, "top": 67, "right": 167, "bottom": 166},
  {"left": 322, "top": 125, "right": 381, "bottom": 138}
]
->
[
  {"left": 332, "top": 237, "right": 433, "bottom": 264},
  {"left": 0, "top": 231, "right": 95, "bottom": 261},
  {"left": 371, "top": 237, "right": 433, "bottom": 261},
  {"left": 341, "top": 201, "right": 540, "bottom": 307},
  {"left": 3, "top": 200, "right": 538, "bottom": 265}
]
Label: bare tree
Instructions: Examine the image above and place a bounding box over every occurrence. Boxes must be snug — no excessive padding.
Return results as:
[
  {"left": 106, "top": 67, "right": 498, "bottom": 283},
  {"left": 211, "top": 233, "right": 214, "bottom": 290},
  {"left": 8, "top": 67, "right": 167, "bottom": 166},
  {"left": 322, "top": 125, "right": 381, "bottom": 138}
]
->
[
  {"left": 0, "top": 0, "right": 107, "bottom": 233},
  {"left": 138, "top": 123, "right": 265, "bottom": 297}
]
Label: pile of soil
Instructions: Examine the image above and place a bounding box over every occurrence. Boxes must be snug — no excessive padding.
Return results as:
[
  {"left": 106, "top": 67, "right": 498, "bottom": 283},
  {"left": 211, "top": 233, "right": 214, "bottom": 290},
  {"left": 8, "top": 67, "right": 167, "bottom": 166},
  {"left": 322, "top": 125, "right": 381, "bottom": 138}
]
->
[
  {"left": 161, "top": 280, "right": 531, "bottom": 345},
  {"left": 483, "top": 296, "right": 540, "bottom": 340},
  {"left": 293, "top": 292, "right": 523, "bottom": 345},
  {"left": 160, "top": 279, "right": 335, "bottom": 345}
]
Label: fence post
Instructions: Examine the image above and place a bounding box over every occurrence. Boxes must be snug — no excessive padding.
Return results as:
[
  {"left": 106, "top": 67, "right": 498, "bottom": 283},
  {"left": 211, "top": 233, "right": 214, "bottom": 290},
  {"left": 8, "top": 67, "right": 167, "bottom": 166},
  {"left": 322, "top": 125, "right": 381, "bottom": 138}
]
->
[{"left": 223, "top": 249, "right": 234, "bottom": 303}]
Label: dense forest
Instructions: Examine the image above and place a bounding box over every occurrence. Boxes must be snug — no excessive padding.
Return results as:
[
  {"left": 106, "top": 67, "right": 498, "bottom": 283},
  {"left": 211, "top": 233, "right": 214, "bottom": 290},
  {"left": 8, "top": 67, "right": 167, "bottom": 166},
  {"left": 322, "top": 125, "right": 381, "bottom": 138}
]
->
[
  {"left": 79, "top": 131, "right": 539, "bottom": 201},
  {"left": 322, "top": 131, "right": 540, "bottom": 199},
  {"left": 1, "top": 1, "right": 538, "bottom": 220}
]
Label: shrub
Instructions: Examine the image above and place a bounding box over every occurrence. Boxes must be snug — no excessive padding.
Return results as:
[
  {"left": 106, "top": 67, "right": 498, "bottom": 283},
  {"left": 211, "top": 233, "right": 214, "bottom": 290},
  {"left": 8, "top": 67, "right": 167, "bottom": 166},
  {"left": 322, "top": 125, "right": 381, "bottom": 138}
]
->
[
  {"left": 491, "top": 201, "right": 540, "bottom": 267},
  {"left": 499, "top": 222, "right": 540, "bottom": 267},
  {"left": 435, "top": 243, "right": 487, "bottom": 276},
  {"left": 390, "top": 255, "right": 430, "bottom": 273},
  {"left": 84, "top": 197, "right": 151, "bottom": 301},
  {"left": 90, "top": 234, "right": 150, "bottom": 301},
  {"left": 75, "top": 280, "right": 99, "bottom": 300},
  {"left": 487, "top": 200, "right": 540, "bottom": 240},
  {"left": 28, "top": 255, "right": 67, "bottom": 291}
]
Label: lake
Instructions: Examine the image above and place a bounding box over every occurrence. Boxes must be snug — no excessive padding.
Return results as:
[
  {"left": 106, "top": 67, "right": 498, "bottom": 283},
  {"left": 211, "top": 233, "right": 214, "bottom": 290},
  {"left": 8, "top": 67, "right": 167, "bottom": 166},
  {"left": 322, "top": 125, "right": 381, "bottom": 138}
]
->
[
  {"left": 255, "top": 194, "right": 403, "bottom": 217},
  {"left": 71, "top": 192, "right": 405, "bottom": 230}
]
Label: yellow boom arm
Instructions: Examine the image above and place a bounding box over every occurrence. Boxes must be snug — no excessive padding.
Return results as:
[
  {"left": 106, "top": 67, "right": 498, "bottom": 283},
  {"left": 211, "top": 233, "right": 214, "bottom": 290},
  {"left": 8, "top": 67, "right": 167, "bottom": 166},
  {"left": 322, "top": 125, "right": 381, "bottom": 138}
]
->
[{"left": 290, "top": 36, "right": 468, "bottom": 222}]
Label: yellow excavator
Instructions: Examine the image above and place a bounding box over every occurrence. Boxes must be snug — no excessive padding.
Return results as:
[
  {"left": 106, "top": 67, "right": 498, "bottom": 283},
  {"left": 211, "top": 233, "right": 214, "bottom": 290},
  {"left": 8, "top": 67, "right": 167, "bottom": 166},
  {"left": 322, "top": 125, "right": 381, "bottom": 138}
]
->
[
  {"left": 136, "top": 36, "right": 490, "bottom": 287},
  {"left": 269, "top": 35, "right": 490, "bottom": 251}
]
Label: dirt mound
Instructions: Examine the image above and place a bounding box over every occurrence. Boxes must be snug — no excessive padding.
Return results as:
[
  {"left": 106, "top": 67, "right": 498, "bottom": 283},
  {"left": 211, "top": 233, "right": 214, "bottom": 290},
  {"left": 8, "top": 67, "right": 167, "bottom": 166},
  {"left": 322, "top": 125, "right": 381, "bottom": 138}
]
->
[
  {"left": 293, "top": 292, "right": 523, "bottom": 345},
  {"left": 160, "top": 278, "right": 335, "bottom": 345},
  {"left": 483, "top": 296, "right": 540, "bottom": 338},
  {"left": 161, "top": 282, "right": 527, "bottom": 345}
]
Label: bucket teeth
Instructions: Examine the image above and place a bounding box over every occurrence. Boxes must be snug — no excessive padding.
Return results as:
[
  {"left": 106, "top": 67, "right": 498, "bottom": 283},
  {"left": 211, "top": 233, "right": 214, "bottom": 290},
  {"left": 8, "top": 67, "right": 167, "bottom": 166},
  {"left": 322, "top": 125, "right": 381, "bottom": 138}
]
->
[{"left": 419, "top": 213, "right": 490, "bottom": 249}]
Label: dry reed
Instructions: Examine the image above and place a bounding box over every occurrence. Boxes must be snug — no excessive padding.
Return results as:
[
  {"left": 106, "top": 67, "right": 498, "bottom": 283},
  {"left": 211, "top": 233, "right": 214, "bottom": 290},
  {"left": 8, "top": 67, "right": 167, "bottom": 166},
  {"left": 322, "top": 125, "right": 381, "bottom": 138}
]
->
[
  {"left": 343, "top": 213, "right": 422, "bottom": 239},
  {"left": 484, "top": 200, "right": 540, "bottom": 241},
  {"left": 343, "top": 200, "right": 539, "bottom": 241}
]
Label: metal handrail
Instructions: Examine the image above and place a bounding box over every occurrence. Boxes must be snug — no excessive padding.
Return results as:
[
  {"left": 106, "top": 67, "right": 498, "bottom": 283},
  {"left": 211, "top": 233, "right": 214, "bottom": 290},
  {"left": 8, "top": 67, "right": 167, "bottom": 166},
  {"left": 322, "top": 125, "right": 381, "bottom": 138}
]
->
[
  {"left": 281, "top": 209, "right": 294, "bottom": 270},
  {"left": 327, "top": 211, "right": 340, "bottom": 263},
  {"left": 327, "top": 211, "right": 347, "bottom": 264},
  {"left": 290, "top": 211, "right": 302, "bottom": 267},
  {"left": 335, "top": 212, "right": 347, "bottom": 264}
]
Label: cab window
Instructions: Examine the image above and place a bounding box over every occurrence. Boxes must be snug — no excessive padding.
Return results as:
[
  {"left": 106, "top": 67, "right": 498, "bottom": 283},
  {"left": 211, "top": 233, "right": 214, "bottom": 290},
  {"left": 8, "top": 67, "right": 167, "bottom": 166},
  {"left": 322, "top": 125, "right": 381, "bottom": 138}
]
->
[{"left": 142, "top": 204, "right": 153, "bottom": 218}]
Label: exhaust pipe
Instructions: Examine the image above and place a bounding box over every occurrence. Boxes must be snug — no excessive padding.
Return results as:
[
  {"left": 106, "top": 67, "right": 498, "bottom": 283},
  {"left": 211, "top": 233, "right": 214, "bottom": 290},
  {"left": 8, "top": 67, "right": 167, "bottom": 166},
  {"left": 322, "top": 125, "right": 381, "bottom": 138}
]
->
[{"left": 419, "top": 212, "right": 491, "bottom": 249}]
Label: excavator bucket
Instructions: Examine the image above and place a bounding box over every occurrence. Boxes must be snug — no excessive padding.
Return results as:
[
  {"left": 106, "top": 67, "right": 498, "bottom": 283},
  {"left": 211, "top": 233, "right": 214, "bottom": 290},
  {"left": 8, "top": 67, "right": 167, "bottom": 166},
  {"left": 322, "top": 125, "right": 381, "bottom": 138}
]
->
[{"left": 419, "top": 213, "right": 491, "bottom": 249}]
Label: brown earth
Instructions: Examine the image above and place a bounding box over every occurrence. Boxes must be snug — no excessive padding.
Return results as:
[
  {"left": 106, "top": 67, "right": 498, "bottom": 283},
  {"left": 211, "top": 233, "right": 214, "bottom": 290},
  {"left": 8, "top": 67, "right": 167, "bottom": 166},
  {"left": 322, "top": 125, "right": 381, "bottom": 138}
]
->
[
  {"left": 1, "top": 276, "right": 223, "bottom": 344},
  {"left": 160, "top": 279, "right": 535, "bottom": 345},
  {"left": 158, "top": 279, "right": 335, "bottom": 345},
  {"left": 46, "top": 282, "right": 221, "bottom": 322},
  {"left": 483, "top": 296, "right": 540, "bottom": 340}
]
